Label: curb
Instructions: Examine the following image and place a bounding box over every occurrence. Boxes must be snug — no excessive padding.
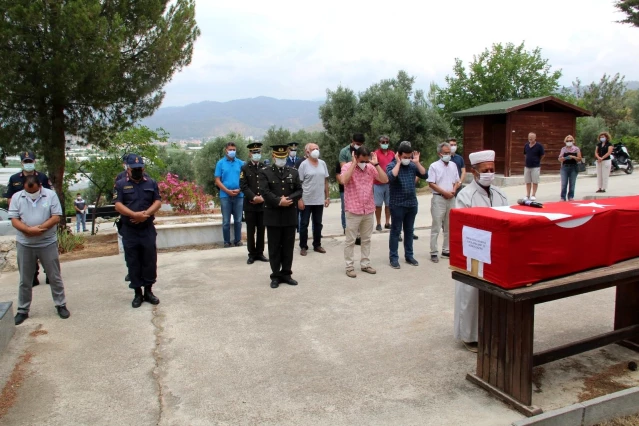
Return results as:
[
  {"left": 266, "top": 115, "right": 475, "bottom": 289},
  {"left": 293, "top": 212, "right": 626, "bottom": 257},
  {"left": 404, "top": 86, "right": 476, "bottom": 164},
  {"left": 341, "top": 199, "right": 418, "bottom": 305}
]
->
[{"left": 512, "top": 387, "right": 639, "bottom": 426}]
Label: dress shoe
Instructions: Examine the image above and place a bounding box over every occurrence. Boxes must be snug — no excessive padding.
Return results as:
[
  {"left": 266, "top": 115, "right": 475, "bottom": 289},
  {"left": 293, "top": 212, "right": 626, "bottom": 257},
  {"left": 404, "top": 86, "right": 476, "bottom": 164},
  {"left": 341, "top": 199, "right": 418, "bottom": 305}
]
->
[
  {"left": 255, "top": 255, "right": 269, "bottom": 262},
  {"left": 234, "top": 241, "right": 243, "bottom": 247},
  {"left": 270, "top": 279, "right": 280, "bottom": 289},
  {"left": 14, "top": 312, "right": 28, "bottom": 325},
  {"left": 405, "top": 257, "right": 419, "bottom": 266},
  {"left": 314, "top": 247, "right": 326, "bottom": 253},
  {"left": 144, "top": 287, "right": 160, "bottom": 305},
  {"left": 56, "top": 305, "right": 71, "bottom": 319},
  {"left": 361, "top": 266, "right": 377, "bottom": 274},
  {"left": 441, "top": 251, "right": 450, "bottom": 258},
  {"left": 247, "top": 257, "right": 255, "bottom": 264},
  {"left": 300, "top": 248, "right": 308, "bottom": 256},
  {"left": 390, "top": 260, "right": 401, "bottom": 269},
  {"left": 346, "top": 269, "right": 357, "bottom": 278},
  {"left": 125, "top": 274, "right": 130, "bottom": 282},
  {"left": 281, "top": 277, "right": 298, "bottom": 286},
  {"left": 224, "top": 243, "right": 232, "bottom": 248},
  {"left": 384, "top": 224, "right": 391, "bottom": 229},
  {"left": 132, "top": 293, "right": 143, "bottom": 308}
]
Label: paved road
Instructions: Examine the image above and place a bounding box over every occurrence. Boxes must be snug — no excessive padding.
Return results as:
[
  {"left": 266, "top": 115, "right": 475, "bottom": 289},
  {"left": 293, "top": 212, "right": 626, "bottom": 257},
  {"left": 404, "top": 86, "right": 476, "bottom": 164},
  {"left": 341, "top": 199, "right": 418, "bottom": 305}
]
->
[{"left": 0, "top": 173, "right": 638, "bottom": 425}]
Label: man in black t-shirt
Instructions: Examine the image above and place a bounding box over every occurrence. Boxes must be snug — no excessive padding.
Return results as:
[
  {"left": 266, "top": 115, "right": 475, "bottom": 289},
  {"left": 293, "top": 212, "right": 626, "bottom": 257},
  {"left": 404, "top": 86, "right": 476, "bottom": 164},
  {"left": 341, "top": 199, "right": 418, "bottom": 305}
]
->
[{"left": 523, "top": 132, "right": 545, "bottom": 201}]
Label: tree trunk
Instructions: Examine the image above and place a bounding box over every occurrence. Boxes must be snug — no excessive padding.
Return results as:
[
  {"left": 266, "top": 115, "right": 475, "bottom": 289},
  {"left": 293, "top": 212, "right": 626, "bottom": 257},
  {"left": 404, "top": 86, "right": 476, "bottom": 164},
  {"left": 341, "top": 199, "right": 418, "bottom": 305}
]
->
[
  {"left": 47, "top": 104, "right": 68, "bottom": 226},
  {"left": 91, "top": 190, "right": 102, "bottom": 235}
]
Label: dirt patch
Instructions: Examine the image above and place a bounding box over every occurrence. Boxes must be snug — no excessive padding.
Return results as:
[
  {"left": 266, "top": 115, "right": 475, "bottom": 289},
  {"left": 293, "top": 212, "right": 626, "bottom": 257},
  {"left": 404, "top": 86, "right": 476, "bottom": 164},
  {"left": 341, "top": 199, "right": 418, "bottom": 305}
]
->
[
  {"left": 596, "top": 415, "right": 639, "bottom": 426},
  {"left": 29, "top": 330, "right": 48, "bottom": 338},
  {"left": 59, "top": 233, "right": 119, "bottom": 263},
  {"left": 578, "top": 362, "right": 633, "bottom": 402},
  {"left": 0, "top": 352, "right": 33, "bottom": 419},
  {"left": 532, "top": 366, "right": 545, "bottom": 393}
]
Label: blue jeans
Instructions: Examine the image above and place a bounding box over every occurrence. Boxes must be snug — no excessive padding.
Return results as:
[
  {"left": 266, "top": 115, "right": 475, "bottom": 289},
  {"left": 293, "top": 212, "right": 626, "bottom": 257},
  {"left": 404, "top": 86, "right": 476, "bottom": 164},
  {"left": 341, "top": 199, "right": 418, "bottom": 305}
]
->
[
  {"left": 340, "top": 192, "right": 346, "bottom": 230},
  {"left": 389, "top": 205, "right": 418, "bottom": 262},
  {"left": 560, "top": 164, "right": 578, "bottom": 201},
  {"left": 220, "top": 196, "right": 243, "bottom": 244},
  {"left": 76, "top": 212, "right": 86, "bottom": 232}
]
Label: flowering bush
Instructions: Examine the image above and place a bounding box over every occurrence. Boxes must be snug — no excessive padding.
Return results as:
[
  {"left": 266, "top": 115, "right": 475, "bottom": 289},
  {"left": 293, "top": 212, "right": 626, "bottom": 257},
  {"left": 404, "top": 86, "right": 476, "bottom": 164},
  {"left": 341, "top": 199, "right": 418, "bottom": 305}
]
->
[{"left": 158, "top": 173, "right": 212, "bottom": 214}]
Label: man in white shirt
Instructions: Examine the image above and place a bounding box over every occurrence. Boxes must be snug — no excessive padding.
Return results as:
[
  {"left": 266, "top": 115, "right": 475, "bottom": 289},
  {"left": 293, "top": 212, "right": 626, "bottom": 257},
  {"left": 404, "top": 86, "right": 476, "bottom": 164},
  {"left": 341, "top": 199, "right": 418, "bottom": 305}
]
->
[
  {"left": 427, "top": 142, "right": 460, "bottom": 263},
  {"left": 453, "top": 150, "right": 508, "bottom": 352}
]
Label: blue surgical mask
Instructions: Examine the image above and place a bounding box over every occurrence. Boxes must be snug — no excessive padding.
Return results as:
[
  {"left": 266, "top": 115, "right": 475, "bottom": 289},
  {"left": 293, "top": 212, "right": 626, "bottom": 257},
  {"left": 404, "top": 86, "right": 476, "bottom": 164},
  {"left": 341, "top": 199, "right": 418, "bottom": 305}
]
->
[
  {"left": 600, "top": 137, "right": 607, "bottom": 143},
  {"left": 23, "top": 163, "right": 35, "bottom": 172},
  {"left": 441, "top": 155, "right": 451, "bottom": 163},
  {"left": 251, "top": 153, "right": 261, "bottom": 162},
  {"left": 227, "top": 150, "right": 236, "bottom": 158},
  {"left": 380, "top": 144, "right": 389, "bottom": 150}
]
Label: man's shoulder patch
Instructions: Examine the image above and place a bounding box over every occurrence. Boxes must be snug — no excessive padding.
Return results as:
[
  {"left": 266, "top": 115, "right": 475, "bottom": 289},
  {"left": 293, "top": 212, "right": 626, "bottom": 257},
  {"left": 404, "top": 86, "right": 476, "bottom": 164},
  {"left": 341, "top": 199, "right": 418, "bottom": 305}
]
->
[{"left": 123, "top": 185, "right": 133, "bottom": 190}]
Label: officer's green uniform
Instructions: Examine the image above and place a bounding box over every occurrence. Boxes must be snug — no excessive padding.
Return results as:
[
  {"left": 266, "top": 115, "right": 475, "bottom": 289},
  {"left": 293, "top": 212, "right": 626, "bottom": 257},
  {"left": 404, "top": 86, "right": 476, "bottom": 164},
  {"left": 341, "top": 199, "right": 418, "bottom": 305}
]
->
[
  {"left": 258, "top": 145, "right": 302, "bottom": 287},
  {"left": 240, "top": 142, "right": 268, "bottom": 263}
]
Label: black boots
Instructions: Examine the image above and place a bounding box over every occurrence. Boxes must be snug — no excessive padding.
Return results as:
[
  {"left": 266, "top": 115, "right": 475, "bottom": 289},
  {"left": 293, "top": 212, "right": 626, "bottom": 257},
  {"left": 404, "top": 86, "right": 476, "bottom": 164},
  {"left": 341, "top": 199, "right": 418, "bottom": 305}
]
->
[
  {"left": 143, "top": 286, "right": 160, "bottom": 305},
  {"left": 132, "top": 288, "right": 143, "bottom": 308}
]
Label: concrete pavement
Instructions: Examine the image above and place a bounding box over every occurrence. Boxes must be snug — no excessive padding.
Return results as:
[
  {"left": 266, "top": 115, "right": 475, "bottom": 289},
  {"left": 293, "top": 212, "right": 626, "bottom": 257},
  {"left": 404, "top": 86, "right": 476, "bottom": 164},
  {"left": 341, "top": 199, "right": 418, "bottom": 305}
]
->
[{"left": 0, "top": 172, "right": 638, "bottom": 425}]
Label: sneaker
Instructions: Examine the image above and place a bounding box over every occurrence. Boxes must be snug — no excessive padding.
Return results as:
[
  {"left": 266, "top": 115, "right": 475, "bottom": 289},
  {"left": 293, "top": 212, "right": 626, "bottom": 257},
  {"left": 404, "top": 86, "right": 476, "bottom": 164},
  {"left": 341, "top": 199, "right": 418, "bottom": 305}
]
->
[
  {"left": 361, "top": 266, "right": 377, "bottom": 274},
  {"left": 390, "top": 260, "right": 401, "bottom": 269},
  {"left": 384, "top": 224, "right": 391, "bottom": 230},
  {"left": 14, "top": 312, "right": 28, "bottom": 325},
  {"left": 430, "top": 255, "right": 439, "bottom": 263},
  {"left": 346, "top": 269, "right": 357, "bottom": 278},
  {"left": 530, "top": 196, "right": 536, "bottom": 201},
  {"left": 441, "top": 251, "right": 450, "bottom": 258},
  {"left": 376, "top": 224, "right": 382, "bottom": 232},
  {"left": 56, "top": 305, "right": 71, "bottom": 319},
  {"left": 463, "top": 341, "right": 479, "bottom": 353},
  {"left": 223, "top": 243, "right": 232, "bottom": 248},
  {"left": 523, "top": 196, "right": 529, "bottom": 201},
  {"left": 234, "top": 241, "right": 243, "bottom": 247},
  {"left": 405, "top": 257, "right": 419, "bottom": 266}
]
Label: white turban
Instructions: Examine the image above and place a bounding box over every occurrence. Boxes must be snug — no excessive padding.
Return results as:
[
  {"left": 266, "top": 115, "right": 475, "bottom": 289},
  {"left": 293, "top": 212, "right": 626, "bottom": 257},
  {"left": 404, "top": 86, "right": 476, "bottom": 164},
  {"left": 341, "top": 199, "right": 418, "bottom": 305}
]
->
[{"left": 469, "top": 150, "right": 495, "bottom": 165}]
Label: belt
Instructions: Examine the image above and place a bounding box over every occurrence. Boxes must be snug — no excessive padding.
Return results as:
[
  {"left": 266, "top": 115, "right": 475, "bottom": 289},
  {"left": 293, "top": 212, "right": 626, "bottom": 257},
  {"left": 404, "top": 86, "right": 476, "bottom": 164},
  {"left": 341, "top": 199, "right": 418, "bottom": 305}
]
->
[{"left": 434, "top": 193, "right": 443, "bottom": 196}]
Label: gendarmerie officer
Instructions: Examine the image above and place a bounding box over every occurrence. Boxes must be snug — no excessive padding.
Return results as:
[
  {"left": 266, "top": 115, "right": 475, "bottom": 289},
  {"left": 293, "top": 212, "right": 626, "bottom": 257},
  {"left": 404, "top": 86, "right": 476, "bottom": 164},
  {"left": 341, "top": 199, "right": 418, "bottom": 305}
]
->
[
  {"left": 240, "top": 142, "right": 269, "bottom": 265},
  {"left": 5, "top": 151, "right": 52, "bottom": 287},
  {"left": 114, "top": 154, "right": 162, "bottom": 308},
  {"left": 258, "top": 145, "right": 302, "bottom": 289}
]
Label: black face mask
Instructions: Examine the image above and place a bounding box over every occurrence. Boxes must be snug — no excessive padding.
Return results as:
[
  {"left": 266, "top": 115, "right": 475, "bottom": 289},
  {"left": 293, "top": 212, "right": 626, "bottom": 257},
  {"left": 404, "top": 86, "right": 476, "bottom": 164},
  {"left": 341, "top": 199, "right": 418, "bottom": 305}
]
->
[{"left": 131, "top": 168, "right": 143, "bottom": 180}]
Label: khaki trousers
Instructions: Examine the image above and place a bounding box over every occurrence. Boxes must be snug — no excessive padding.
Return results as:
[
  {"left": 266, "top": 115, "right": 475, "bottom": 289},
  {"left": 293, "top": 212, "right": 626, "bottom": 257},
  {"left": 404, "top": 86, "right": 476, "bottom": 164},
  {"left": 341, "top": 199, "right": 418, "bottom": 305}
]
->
[
  {"left": 430, "top": 195, "right": 455, "bottom": 255},
  {"left": 596, "top": 160, "right": 611, "bottom": 190},
  {"left": 344, "top": 212, "right": 374, "bottom": 270}
]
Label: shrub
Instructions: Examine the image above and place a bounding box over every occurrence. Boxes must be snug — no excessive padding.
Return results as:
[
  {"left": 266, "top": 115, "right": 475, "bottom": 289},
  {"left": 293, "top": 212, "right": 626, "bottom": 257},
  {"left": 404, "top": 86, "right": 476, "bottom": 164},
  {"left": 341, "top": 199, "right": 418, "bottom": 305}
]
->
[
  {"left": 158, "top": 173, "right": 212, "bottom": 215},
  {"left": 57, "top": 226, "right": 85, "bottom": 253}
]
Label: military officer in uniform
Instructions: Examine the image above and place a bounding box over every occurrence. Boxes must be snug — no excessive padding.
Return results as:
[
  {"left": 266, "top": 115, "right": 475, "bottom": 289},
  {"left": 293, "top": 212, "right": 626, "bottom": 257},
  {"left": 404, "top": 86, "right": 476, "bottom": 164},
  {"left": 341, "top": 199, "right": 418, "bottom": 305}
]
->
[
  {"left": 114, "top": 154, "right": 162, "bottom": 308},
  {"left": 115, "top": 153, "right": 131, "bottom": 282},
  {"left": 286, "top": 142, "right": 300, "bottom": 168},
  {"left": 5, "top": 151, "right": 52, "bottom": 286},
  {"left": 240, "top": 142, "right": 269, "bottom": 265},
  {"left": 259, "top": 145, "right": 303, "bottom": 289}
]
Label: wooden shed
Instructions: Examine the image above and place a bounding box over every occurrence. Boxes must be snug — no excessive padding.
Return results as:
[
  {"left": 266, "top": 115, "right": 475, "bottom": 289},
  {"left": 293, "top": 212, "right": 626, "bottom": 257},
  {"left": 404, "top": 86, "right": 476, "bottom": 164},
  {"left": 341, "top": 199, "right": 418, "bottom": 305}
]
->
[{"left": 452, "top": 96, "right": 592, "bottom": 177}]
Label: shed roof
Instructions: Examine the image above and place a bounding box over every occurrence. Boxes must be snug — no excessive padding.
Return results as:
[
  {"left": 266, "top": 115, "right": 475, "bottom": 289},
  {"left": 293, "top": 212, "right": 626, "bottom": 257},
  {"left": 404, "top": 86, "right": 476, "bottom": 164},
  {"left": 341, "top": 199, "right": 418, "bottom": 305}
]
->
[{"left": 452, "top": 96, "right": 592, "bottom": 117}]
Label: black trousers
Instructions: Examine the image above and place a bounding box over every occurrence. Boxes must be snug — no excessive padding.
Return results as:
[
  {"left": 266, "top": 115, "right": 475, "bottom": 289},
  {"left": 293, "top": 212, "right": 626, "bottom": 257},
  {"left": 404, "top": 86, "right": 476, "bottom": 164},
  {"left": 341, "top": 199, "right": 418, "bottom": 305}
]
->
[
  {"left": 122, "top": 225, "right": 158, "bottom": 289},
  {"left": 245, "top": 210, "right": 265, "bottom": 257},
  {"left": 266, "top": 226, "right": 296, "bottom": 280},
  {"left": 299, "top": 205, "right": 324, "bottom": 249}
]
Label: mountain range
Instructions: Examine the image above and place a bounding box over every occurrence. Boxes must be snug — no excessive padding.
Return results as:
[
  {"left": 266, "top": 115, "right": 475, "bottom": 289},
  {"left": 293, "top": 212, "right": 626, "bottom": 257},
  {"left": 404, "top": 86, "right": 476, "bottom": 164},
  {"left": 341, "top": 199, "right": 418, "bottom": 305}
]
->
[
  {"left": 141, "top": 96, "right": 324, "bottom": 140},
  {"left": 143, "top": 82, "right": 639, "bottom": 141}
]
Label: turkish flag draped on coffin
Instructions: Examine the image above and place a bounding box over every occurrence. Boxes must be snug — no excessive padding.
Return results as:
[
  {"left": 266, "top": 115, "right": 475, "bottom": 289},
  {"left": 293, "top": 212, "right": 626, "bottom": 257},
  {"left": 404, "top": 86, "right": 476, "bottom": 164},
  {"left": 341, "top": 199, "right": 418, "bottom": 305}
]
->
[{"left": 449, "top": 196, "right": 639, "bottom": 289}]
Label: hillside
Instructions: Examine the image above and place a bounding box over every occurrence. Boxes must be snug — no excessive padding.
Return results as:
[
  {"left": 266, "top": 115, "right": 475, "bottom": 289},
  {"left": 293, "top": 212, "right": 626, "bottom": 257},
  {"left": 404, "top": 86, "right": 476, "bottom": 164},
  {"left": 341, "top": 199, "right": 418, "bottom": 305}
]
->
[{"left": 141, "top": 96, "right": 324, "bottom": 140}]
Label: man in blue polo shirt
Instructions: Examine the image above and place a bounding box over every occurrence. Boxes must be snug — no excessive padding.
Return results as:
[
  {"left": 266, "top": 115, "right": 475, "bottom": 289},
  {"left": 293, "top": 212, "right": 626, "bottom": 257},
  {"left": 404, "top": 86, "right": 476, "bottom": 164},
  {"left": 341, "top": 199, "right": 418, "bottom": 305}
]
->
[{"left": 215, "top": 141, "right": 245, "bottom": 247}]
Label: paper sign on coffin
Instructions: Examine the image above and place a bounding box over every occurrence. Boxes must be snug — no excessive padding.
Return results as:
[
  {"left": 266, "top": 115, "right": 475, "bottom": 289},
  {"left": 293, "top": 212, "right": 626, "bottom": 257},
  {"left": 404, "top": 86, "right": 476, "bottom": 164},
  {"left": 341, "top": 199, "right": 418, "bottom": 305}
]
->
[{"left": 449, "top": 196, "right": 639, "bottom": 289}]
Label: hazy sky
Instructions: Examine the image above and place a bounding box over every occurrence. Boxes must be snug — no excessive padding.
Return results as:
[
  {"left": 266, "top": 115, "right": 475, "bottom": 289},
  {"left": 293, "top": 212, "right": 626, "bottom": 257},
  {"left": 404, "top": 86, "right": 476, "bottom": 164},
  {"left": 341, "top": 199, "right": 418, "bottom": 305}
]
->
[{"left": 161, "top": 0, "right": 638, "bottom": 107}]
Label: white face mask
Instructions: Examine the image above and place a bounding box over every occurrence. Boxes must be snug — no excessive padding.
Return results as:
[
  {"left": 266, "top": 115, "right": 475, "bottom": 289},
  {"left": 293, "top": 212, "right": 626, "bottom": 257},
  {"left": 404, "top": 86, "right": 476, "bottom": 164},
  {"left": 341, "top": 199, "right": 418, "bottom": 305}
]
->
[
  {"left": 310, "top": 149, "right": 320, "bottom": 159},
  {"left": 565, "top": 142, "right": 573, "bottom": 147},
  {"left": 275, "top": 158, "right": 286, "bottom": 168},
  {"left": 251, "top": 153, "right": 262, "bottom": 162},
  {"left": 441, "top": 155, "right": 451, "bottom": 163},
  {"left": 401, "top": 159, "right": 411, "bottom": 166},
  {"left": 600, "top": 137, "right": 607, "bottom": 143},
  {"left": 27, "top": 190, "right": 41, "bottom": 201},
  {"left": 477, "top": 173, "right": 495, "bottom": 187},
  {"left": 358, "top": 162, "right": 367, "bottom": 170},
  {"left": 289, "top": 150, "right": 296, "bottom": 158},
  {"left": 450, "top": 146, "right": 457, "bottom": 153}
]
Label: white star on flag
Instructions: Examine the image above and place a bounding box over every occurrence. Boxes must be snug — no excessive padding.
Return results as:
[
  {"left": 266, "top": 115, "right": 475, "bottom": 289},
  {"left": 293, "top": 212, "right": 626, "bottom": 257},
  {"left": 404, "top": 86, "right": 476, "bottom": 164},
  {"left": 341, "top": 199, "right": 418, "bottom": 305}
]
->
[{"left": 572, "top": 202, "right": 612, "bottom": 209}]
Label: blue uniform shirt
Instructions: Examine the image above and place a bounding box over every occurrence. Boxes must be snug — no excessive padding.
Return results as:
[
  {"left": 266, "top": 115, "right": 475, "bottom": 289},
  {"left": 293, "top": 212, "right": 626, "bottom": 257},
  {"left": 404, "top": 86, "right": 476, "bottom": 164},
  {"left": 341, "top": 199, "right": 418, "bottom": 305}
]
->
[
  {"left": 114, "top": 177, "right": 161, "bottom": 228},
  {"left": 450, "top": 154, "right": 465, "bottom": 179},
  {"left": 5, "top": 171, "right": 51, "bottom": 199},
  {"left": 214, "top": 157, "right": 244, "bottom": 198}
]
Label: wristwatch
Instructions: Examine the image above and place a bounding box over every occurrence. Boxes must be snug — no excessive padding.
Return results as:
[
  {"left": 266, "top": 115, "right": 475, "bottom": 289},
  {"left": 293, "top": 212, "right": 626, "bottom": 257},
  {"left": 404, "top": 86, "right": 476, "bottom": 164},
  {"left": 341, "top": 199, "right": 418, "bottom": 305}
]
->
[{"left": 371, "top": 163, "right": 379, "bottom": 167}]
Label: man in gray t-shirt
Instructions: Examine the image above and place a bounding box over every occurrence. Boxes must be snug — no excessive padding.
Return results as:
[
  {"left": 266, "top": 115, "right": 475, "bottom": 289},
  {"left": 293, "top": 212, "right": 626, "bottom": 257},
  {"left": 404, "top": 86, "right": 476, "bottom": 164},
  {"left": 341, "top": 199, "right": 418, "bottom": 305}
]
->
[
  {"left": 8, "top": 175, "right": 70, "bottom": 325},
  {"left": 297, "top": 143, "right": 330, "bottom": 255}
]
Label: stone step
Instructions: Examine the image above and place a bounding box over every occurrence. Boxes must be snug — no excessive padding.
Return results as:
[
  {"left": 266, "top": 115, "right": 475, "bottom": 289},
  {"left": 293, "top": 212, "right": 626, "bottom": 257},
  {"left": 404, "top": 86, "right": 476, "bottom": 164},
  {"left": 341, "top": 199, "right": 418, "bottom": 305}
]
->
[{"left": 0, "top": 301, "right": 15, "bottom": 355}]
